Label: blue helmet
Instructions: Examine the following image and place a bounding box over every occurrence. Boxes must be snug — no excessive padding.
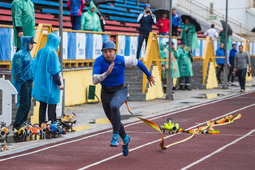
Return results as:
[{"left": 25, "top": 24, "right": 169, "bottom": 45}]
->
[{"left": 101, "top": 41, "right": 116, "bottom": 51}]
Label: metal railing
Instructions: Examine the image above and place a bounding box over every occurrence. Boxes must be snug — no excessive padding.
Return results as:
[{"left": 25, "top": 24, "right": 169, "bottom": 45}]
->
[{"left": 176, "top": 0, "right": 252, "bottom": 35}]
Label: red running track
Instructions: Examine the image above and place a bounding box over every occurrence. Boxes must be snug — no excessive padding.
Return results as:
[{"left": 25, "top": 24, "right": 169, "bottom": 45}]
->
[{"left": 0, "top": 91, "right": 255, "bottom": 170}]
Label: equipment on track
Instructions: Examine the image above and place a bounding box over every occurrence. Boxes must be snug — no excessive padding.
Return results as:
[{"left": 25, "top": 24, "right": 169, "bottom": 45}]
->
[{"left": 125, "top": 100, "right": 242, "bottom": 150}]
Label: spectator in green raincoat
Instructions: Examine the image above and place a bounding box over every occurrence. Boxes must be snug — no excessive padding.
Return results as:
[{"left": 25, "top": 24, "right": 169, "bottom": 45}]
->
[
  {"left": 32, "top": 33, "right": 64, "bottom": 125},
  {"left": 11, "top": 36, "right": 36, "bottom": 130},
  {"left": 159, "top": 41, "right": 167, "bottom": 88},
  {"left": 80, "top": 1, "right": 102, "bottom": 32},
  {"left": 219, "top": 29, "right": 232, "bottom": 50},
  {"left": 180, "top": 18, "right": 199, "bottom": 50},
  {"left": 160, "top": 41, "right": 180, "bottom": 92},
  {"left": 11, "top": 0, "right": 35, "bottom": 51},
  {"left": 177, "top": 41, "right": 193, "bottom": 90}
]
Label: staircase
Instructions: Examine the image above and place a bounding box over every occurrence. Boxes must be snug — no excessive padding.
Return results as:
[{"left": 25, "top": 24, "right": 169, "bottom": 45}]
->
[
  {"left": 175, "top": 0, "right": 252, "bottom": 37},
  {"left": 190, "top": 60, "right": 203, "bottom": 89},
  {"left": 125, "top": 67, "right": 147, "bottom": 101}
]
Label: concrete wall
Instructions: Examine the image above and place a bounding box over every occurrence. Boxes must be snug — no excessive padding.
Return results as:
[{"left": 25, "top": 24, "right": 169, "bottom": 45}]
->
[{"left": 246, "top": 9, "right": 255, "bottom": 29}]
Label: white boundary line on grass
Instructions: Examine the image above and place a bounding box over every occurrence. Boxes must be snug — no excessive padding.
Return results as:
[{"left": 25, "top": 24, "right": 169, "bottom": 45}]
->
[
  {"left": 77, "top": 103, "right": 255, "bottom": 170},
  {"left": 181, "top": 129, "right": 255, "bottom": 170},
  {"left": 0, "top": 91, "right": 253, "bottom": 162}
]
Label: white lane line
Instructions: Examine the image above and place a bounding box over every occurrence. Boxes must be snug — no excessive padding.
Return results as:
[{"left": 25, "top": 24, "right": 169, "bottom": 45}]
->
[
  {"left": 0, "top": 91, "right": 253, "bottom": 162},
  {"left": 181, "top": 129, "right": 255, "bottom": 170},
  {"left": 77, "top": 103, "right": 255, "bottom": 170}
]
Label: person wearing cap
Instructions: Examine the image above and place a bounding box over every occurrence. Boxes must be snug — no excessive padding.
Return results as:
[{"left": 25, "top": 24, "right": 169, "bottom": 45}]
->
[
  {"left": 136, "top": 3, "right": 157, "bottom": 59},
  {"left": 11, "top": 0, "right": 35, "bottom": 52},
  {"left": 81, "top": 1, "right": 102, "bottom": 32},
  {"left": 32, "top": 33, "right": 64, "bottom": 125},
  {"left": 11, "top": 36, "right": 36, "bottom": 130},
  {"left": 92, "top": 41, "right": 155, "bottom": 156},
  {"left": 177, "top": 41, "right": 193, "bottom": 90},
  {"left": 180, "top": 18, "right": 199, "bottom": 50}
]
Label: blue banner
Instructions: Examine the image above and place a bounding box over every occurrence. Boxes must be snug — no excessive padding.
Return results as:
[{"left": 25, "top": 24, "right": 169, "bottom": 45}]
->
[{"left": 0, "top": 27, "right": 109, "bottom": 61}]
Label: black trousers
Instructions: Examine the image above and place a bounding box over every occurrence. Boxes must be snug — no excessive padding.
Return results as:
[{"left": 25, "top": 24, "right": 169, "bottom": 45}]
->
[
  {"left": 70, "top": 15, "right": 81, "bottom": 30},
  {"left": 237, "top": 68, "right": 247, "bottom": 90},
  {"left": 13, "top": 80, "right": 32, "bottom": 129},
  {"left": 39, "top": 101, "right": 57, "bottom": 125},
  {"left": 179, "top": 76, "right": 190, "bottom": 86},
  {"left": 101, "top": 87, "right": 128, "bottom": 139},
  {"left": 228, "top": 67, "right": 235, "bottom": 83},
  {"left": 136, "top": 33, "right": 149, "bottom": 59},
  {"left": 217, "top": 64, "right": 224, "bottom": 82},
  {"left": 172, "top": 26, "right": 178, "bottom": 36}
]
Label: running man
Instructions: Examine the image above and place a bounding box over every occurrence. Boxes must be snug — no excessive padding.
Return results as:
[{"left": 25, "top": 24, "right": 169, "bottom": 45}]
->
[{"left": 92, "top": 41, "right": 155, "bottom": 156}]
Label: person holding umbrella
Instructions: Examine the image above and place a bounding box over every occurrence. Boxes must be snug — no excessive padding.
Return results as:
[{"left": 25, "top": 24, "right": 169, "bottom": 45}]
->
[
  {"left": 219, "top": 20, "right": 232, "bottom": 50},
  {"left": 180, "top": 15, "right": 200, "bottom": 50},
  {"left": 95, "top": 3, "right": 105, "bottom": 32}
]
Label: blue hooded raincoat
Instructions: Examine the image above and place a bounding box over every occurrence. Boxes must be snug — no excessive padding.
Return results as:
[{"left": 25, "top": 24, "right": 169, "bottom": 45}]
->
[
  {"left": 32, "top": 33, "right": 61, "bottom": 104},
  {"left": 11, "top": 36, "right": 34, "bottom": 106}
]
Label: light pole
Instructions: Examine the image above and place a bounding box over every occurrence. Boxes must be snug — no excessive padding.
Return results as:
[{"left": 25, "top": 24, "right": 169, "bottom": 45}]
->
[
  {"left": 166, "top": 0, "right": 173, "bottom": 100},
  {"left": 59, "top": 0, "right": 65, "bottom": 115},
  {"left": 223, "top": 0, "right": 228, "bottom": 89}
]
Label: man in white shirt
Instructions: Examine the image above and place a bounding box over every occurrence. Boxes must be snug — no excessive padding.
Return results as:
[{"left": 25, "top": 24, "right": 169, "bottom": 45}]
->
[{"left": 204, "top": 24, "right": 219, "bottom": 40}]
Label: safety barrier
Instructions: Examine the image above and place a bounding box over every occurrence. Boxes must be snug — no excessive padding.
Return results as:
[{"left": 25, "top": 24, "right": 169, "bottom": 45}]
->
[{"left": 0, "top": 75, "right": 17, "bottom": 126}]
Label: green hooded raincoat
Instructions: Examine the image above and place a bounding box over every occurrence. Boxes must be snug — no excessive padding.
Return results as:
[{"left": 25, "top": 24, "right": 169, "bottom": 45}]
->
[
  {"left": 180, "top": 23, "right": 199, "bottom": 50},
  {"left": 11, "top": 0, "right": 35, "bottom": 48},
  {"left": 177, "top": 46, "right": 193, "bottom": 77},
  {"left": 80, "top": 1, "right": 102, "bottom": 32}
]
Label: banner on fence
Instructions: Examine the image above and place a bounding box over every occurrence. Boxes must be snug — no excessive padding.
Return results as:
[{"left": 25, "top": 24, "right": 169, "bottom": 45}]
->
[{"left": 0, "top": 27, "right": 109, "bottom": 60}]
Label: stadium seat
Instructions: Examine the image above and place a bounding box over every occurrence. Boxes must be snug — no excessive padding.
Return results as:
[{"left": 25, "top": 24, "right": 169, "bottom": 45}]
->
[
  {"left": 100, "top": 9, "right": 138, "bottom": 18},
  {"left": 0, "top": 16, "right": 12, "bottom": 22},
  {"left": 31, "top": 0, "right": 67, "bottom": 8},
  {"left": 42, "top": 9, "right": 70, "bottom": 16},
  {"left": 105, "top": 20, "right": 122, "bottom": 26},
  {"left": 129, "top": 9, "right": 143, "bottom": 14},
  {"left": 0, "top": 2, "right": 11, "bottom": 9},
  {"left": 105, "top": 25, "right": 137, "bottom": 32},
  {"left": 109, "top": 16, "right": 137, "bottom": 23},
  {"left": 0, "top": 9, "right": 11, "bottom": 15},
  {"left": 114, "top": 3, "right": 145, "bottom": 10},
  {"left": 99, "top": 4, "right": 127, "bottom": 12}
]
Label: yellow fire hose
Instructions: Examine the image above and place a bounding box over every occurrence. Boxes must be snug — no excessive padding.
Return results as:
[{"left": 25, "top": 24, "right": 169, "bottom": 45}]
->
[{"left": 125, "top": 100, "right": 242, "bottom": 150}]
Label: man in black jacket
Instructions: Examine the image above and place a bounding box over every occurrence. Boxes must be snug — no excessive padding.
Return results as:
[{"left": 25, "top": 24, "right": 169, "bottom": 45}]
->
[
  {"left": 96, "top": 3, "right": 105, "bottom": 32},
  {"left": 136, "top": 4, "right": 157, "bottom": 59}
]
